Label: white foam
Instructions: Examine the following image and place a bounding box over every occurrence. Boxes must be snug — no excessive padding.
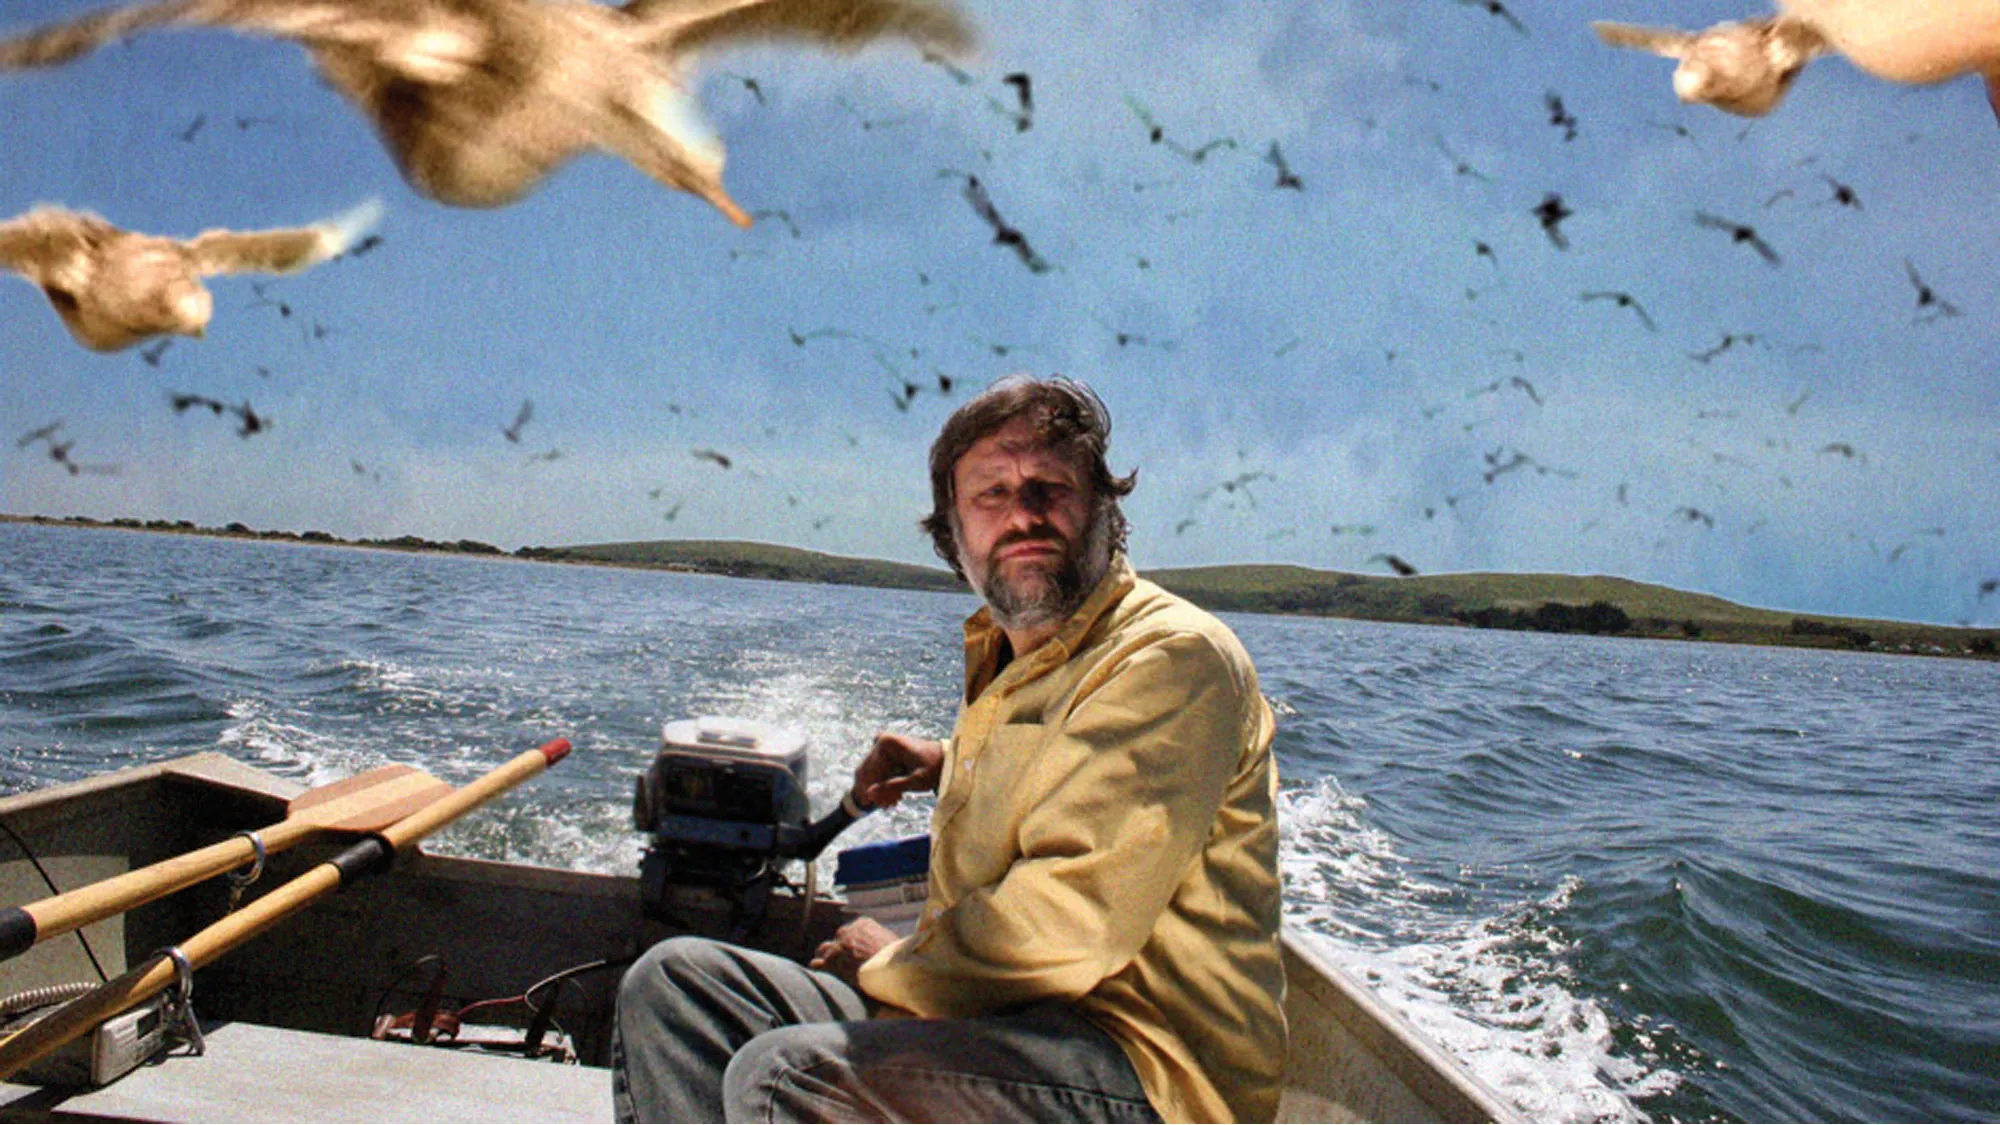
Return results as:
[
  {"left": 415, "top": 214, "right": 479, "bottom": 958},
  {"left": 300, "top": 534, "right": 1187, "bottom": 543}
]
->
[{"left": 1280, "top": 778, "right": 1674, "bottom": 1122}]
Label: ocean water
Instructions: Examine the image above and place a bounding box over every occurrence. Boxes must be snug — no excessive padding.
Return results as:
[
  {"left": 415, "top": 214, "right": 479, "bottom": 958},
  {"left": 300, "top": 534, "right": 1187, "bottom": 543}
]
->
[{"left": 2, "top": 521, "right": 1996, "bottom": 1122}]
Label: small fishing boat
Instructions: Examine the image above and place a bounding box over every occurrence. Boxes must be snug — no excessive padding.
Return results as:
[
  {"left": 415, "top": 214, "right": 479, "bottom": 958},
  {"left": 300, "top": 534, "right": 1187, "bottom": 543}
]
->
[{"left": 0, "top": 745, "right": 1515, "bottom": 1123}]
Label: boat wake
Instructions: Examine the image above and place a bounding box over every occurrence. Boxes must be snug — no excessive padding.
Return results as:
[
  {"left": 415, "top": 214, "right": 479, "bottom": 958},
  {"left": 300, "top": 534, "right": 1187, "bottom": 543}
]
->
[{"left": 1279, "top": 777, "right": 1676, "bottom": 1123}]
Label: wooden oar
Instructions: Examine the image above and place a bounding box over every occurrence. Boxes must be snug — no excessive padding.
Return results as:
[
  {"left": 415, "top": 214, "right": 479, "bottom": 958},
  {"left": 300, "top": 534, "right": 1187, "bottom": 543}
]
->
[
  {"left": 0, "top": 737, "right": 571, "bottom": 1082},
  {"left": 0, "top": 764, "right": 453, "bottom": 963}
]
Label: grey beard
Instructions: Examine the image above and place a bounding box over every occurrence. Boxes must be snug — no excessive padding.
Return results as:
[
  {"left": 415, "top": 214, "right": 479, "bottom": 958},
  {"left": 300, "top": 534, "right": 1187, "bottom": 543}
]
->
[{"left": 977, "top": 505, "right": 1115, "bottom": 634}]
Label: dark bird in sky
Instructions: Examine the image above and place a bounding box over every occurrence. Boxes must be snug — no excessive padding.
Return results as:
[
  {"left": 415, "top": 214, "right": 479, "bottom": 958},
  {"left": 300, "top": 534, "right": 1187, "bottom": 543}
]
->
[
  {"left": 1173, "top": 517, "right": 1196, "bottom": 535},
  {"left": 944, "top": 171, "right": 1050, "bottom": 273},
  {"left": 1592, "top": 16, "right": 1829, "bottom": 116},
  {"left": 0, "top": 199, "right": 380, "bottom": 352},
  {"left": 1690, "top": 331, "right": 1758, "bottom": 363},
  {"left": 25, "top": 427, "right": 120, "bottom": 477},
  {"left": 1545, "top": 91, "right": 1579, "bottom": 140},
  {"left": 170, "top": 391, "right": 267, "bottom": 437},
  {"left": 1533, "top": 193, "right": 1574, "bottom": 249},
  {"left": 692, "top": 447, "right": 733, "bottom": 470},
  {"left": 247, "top": 280, "right": 293, "bottom": 319},
  {"left": 833, "top": 94, "right": 914, "bottom": 132},
  {"left": 1120, "top": 97, "right": 1235, "bottom": 162},
  {"left": 1468, "top": 376, "right": 1542, "bottom": 406},
  {"left": 1370, "top": 553, "right": 1420, "bottom": 576},
  {"left": 502, "top": 399, "right": 533, "bottom": 443},
  {"left": 1581, "top": 290, "right": 1658, "bottom": 331},
  {"left": 1694, "top": 211, "right": 1781, "bottom": 265},
  {"left": 751, "top": 208, "right": 802, "bottom": 238},
  {"left": 1329, "top": 523, "right": 1377, "bottom": 537},
  {"left": 1904, "top": 259, "right": 1961, "bottom": 321},
  {"left": 1459, "top": 0, "right": 1526, "bottom": 35},
  {"left": 1090, "top": 313, "right": 1173, "bottom": 351},
  {"left": 989, "top": 70, "right": 1031, "bottom": 131},
  {"left": 16, "top": 421, "right": 63, "bottom": 449},
  {"left": 1673, "top": 505, "right": 1717, "bottom": 528},
  {"left": 1482, "top": 449, "right": 1532, "bottom": 483},
  {"left": 0, "top": 0, "right": 975, "bottom": 229},
  {"left": 1647, "top": 117, "right": 1699, "bottom": 145},
  {"left": 175, "top": 113, "right": 206, "bottom": 143},
  {"left": 1819, "top": 441, "right": 1866, "bottom": 463},
  {"left": 138, "top": 338, "right": 174, "bottom": 366},
  {"left": 922, "top": 47, "right": 974, "bottom": 85},
  {"left": 1197, "top": 471, "right": 1275, "bottom": 508},
  {"left": 1122, "top": 94, "right": 1166, "bottom": 144},
  {"left": 1167, "top": 136, "right": 1237, "bottom": 164},
  {"left": 1817, "top": 173, "right": 1861, "bottom": 209},
  {"left": 1264, "top": 141, "right": 1303, "bottom": 190},
  {"left": 1474, "top": 240, "right": 1500, "bottom": 269},
  {"left": 1433, "top": 136, "right": 1492, "bottom": 182},
  {"left": 1979, "top": 578, "right": 1998, "bottom": 599},
  {"left": 717, "top": 70, "right": 766, "bottom": 105},
  {"left": 345, "top": 233, "right": 385, "bottom": 257}
]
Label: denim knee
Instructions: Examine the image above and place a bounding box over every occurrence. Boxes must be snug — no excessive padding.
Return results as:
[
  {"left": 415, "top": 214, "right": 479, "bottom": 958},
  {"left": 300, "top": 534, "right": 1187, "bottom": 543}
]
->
[
  {"left": 722, "top": 1022, "right": 853, "bottom": 1124},
  {"left": 620, "top": 934, "right": 725, "bottom": 1010}
]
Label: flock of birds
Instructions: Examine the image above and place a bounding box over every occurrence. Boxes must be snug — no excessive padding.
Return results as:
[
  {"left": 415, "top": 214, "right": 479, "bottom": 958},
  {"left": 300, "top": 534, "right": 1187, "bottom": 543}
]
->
[{"left": 2, "top": 0, "right": 1996, "bottom": 618}]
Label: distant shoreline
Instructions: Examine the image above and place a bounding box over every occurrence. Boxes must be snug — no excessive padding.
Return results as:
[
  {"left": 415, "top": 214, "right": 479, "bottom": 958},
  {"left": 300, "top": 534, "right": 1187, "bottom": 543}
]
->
[{"left": 6, "top": 512, "right": 1996, "bottom": 661}]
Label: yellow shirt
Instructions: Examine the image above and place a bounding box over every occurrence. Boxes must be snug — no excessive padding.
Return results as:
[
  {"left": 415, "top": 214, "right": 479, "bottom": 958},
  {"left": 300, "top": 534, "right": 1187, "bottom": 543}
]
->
[{"left": 858, "top": 555, "right": 1287, "bottom": 1123}]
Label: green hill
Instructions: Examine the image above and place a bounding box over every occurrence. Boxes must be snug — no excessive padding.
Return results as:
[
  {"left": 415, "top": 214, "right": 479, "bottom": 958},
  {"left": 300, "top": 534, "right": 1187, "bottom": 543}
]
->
[
  {"left": 520, "top": 538, "right": 965, "bottom": 593},
  {"left": 529, "top": 537, "right": 1999, "bottom": 660},
  {"left": 15, "top": 517, "right": 1992, "bottom": 660}
]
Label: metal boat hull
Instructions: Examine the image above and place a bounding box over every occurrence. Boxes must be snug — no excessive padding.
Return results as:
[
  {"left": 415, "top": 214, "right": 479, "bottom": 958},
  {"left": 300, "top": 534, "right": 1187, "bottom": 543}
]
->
[{"left": 0, "top": 754, "right": 1512, "bottom": 1122}]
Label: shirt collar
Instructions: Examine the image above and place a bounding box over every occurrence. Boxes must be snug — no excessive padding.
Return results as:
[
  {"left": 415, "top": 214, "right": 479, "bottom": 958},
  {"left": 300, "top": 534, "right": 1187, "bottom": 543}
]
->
[{"left": 962, "top": 553, "right": 1137, "bottom": 702}]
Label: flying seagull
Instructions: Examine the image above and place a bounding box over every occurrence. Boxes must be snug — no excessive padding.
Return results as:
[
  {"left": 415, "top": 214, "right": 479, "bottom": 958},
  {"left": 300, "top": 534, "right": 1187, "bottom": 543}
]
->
[
  {"left": 1694, "top": 210, "right": 1781, "bottom": 265},
  {"left": 1264, "top": 141, "right": 1303, "bottom": 190},
  {"left": 1596, "top": 2, "right": 2000, "bottom": 124},
  {"left": 1581, "top": 290, "right": 1658, "bottom": 331},
  {"left": 0, "top": 0, "right": 976, "bottom": 228},
  {"left": 944, "top": 170, "right": 1050, "bottom": 273},
  {"left": 1904, "top": 259, "right": 1961, "bottom": 321},
  {"left": 1592, "top": 15, "right": 1831, "bottom": 117},
  {"left": 1533, "top": 193, "right": 1574, "bottom": 249},
  {"left": 0, "top": 199, "right": 380, "bottom": 352}
]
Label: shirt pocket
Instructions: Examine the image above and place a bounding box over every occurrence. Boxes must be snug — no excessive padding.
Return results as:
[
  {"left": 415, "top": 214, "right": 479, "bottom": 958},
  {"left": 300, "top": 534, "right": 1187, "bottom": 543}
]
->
[{"left": 932, "top": 720, "right": 1048, "bottom": 850}]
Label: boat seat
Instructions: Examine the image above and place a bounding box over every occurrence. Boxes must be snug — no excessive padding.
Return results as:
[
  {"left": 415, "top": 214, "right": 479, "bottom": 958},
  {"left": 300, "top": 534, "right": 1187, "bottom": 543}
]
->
[{"left": 0, "top": 1020, "right": 612, "bottom": 1123}]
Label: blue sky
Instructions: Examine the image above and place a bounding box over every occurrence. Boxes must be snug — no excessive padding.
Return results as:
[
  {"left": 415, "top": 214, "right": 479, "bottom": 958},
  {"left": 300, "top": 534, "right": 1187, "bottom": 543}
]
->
[{"left": 2, "top": 0, "right": 1996, "bottom": 625}]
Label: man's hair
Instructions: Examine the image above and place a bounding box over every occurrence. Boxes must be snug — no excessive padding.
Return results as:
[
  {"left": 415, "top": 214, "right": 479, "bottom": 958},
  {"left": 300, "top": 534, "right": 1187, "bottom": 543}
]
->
[{"left": 921, "top": 375, "right": 1137, "bottom": 578}]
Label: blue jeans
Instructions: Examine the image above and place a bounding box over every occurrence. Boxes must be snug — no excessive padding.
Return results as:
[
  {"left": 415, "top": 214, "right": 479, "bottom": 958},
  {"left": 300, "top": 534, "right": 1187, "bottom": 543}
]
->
[{"left": 613, "top": 935, "right": 1162, "bottom": 1123}]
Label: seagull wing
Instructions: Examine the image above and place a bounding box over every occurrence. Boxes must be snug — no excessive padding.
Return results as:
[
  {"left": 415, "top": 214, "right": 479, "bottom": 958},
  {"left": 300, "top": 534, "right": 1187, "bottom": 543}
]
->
[
  {"left": 0, "top": 0, "right": 389, "bottom": 70},
  {"left": 0, "top": 207, "right": 111, "bottom": 284},
  {"left": 185, "top": 204, "right": 379, "bottom": 276},
  {"left": 1591, "top": 20, "right": 1694, "bottom": 58},
  {"left": 1766, "top": 16, "right": 1832, "bottom": 64},
  {"left": 0, "top": 0, "right": 213, "bottom": 70}
]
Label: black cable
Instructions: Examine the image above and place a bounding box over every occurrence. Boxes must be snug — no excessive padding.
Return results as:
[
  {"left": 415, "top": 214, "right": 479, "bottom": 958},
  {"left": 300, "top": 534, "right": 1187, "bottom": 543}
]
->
[
  {"left": 0, "top": 813, "right": 108, "bottom": 982},
  {"left": 370, "top": 953, "right": 446, "bottom": 1033}
]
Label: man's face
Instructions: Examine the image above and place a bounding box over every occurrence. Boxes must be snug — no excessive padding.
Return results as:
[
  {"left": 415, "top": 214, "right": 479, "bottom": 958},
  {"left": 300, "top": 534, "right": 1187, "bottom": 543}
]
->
[{"left": 951, "top": 416, "right": 1107, "bottom": 631}]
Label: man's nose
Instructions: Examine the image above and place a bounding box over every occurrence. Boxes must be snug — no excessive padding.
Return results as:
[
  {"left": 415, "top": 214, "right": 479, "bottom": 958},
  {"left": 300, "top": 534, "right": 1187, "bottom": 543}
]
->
[{"left": 1015, "top": 479, "right": 1058, "bottom": 516}]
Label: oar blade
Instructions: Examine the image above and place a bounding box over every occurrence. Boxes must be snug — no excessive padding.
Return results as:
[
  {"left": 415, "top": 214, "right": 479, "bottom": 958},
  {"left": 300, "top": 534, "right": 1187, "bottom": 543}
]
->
[{"left": 287, "top": 765, "right": 451, "bottom": 832}]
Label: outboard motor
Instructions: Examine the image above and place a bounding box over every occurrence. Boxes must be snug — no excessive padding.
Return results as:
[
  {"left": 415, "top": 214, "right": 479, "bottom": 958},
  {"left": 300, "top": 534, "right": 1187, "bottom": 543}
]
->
[{"left": 633, "top": 716, "right": 864, "bottom": 937}]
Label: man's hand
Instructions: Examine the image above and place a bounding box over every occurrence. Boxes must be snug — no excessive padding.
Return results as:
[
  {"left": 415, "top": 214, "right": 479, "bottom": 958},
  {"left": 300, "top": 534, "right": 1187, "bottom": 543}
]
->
[
  {"left": 809, "top": 916, "right": 900, "bottom": 989},
  {"left": 852, "top": 732, "right": 944, "bottom": 809}
]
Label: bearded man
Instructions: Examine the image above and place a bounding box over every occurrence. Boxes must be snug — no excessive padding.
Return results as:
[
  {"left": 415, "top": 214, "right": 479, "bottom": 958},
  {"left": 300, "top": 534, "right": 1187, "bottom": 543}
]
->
[{"left": 614, "top": 375, "right": 1286, "bottom": 1124}]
